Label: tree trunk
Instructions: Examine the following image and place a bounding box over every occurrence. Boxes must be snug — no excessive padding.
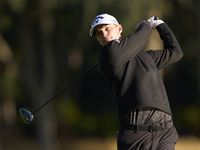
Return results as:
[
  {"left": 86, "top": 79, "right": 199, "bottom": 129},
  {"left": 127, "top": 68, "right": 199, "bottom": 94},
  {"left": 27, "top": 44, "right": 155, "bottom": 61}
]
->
[
  {"left": 193, "top": 0, "right": 200, "bottom": 102},
  {"left": 19, "top": 11, "right": 57, "bottom": 150},
  {"left": 0, "top": 34, "right": 17, "bottom": 150}
]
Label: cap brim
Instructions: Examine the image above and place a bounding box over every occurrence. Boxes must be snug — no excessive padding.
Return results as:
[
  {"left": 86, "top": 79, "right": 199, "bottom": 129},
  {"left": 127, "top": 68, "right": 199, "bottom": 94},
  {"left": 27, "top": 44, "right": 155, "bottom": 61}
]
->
[
  {"left": 90, "top": 23, "right": 114, "bottom": 36},
  {"left": 90, "top": 26, "right": 96, "bottom": 37},
  {"left": 90, "top": 23, "right": 101, "bottom": 37}
]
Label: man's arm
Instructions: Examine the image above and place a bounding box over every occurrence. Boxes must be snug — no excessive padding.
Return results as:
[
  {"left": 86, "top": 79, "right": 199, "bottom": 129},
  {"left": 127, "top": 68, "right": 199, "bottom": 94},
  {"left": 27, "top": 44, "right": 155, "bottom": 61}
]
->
[
  {"left": 147, "top": 23, "right": 183, "bottom": 70},
  {"left": 99, "top": 21, "right": 152, "bottom": 66}
]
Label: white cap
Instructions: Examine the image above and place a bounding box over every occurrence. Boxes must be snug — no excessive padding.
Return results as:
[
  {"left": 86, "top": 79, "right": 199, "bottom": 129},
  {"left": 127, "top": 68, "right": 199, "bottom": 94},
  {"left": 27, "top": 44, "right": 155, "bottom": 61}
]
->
[{"left": 90, "top": 14, "right": 119, "bottom": 36}]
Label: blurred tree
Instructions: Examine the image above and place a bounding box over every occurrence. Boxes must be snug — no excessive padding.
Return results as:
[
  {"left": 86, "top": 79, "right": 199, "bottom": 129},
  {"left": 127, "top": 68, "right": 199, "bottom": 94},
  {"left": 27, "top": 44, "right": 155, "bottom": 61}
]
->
[
  {"left": 193, "top": 0, "right": 200, "bottom": 103},
  {"left": 1, "top": 0, "right": 59, "bottom": 149},
  {"left": 0, "top": 33, "right": 17, "bottom": 149},
  {"left": 17, "top": 1, "right": 58, "bottom": 150}
]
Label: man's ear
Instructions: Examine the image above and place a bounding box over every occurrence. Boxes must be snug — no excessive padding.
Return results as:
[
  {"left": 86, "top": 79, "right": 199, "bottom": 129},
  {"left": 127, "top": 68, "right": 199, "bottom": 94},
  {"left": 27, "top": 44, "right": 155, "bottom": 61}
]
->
[{"left": 118, "top": 24, "right": 123, "bottom": 34}]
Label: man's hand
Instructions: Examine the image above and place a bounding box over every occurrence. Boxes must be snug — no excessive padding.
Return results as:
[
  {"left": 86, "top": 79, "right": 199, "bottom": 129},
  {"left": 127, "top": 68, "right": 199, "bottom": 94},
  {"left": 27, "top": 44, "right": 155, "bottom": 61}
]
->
[{"left": 147, "top": 16, "right": 164, "bottom": 29}]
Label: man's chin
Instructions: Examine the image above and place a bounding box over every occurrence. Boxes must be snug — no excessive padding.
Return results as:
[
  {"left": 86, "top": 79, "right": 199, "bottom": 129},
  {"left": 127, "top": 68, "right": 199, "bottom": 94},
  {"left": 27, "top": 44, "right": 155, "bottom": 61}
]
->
[{"left": 102, "top": 40, "right": 111, "bottom": 46}]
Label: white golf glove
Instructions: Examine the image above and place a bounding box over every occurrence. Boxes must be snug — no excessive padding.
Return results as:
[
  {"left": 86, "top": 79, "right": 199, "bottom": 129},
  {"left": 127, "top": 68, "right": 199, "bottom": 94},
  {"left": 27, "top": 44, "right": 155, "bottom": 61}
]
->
[{"left": 147, "top": 16, "right": 164, "bottom": 27}]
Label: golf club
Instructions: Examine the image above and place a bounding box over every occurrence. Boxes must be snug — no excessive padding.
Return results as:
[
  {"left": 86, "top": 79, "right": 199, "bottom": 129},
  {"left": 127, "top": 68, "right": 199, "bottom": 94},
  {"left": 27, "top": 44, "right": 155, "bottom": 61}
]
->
[
  {"left": 20, "top": 16, "right": 159, "bottom": 124},
  {"left": 19, "top": 63, "right": 98, "bottom": 124}
]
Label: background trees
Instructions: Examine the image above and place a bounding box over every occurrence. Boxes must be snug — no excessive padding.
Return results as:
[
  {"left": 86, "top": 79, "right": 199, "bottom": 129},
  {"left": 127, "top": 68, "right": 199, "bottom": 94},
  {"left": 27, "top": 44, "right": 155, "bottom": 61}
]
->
[{"left": 0, "top": 0, "right": 200, "bottom": 149}]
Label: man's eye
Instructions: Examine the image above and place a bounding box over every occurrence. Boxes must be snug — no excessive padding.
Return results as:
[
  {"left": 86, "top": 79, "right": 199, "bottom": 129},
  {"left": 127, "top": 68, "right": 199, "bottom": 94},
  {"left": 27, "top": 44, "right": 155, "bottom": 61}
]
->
[
  {"left": 95, "top": 31, "right": 103, "bottom": 37},
  {"left": 96, "top": 31, "right": 101, "bottom": 35},
  {"left": 106, "top": 27, "right": 110, "bottom": 30}
]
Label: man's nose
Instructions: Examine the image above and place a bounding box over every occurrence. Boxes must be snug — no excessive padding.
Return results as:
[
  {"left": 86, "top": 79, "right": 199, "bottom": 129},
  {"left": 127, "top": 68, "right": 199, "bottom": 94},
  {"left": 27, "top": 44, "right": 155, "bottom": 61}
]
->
[{"left": 102, "top": 31, "right": 108, "bottom": 37}]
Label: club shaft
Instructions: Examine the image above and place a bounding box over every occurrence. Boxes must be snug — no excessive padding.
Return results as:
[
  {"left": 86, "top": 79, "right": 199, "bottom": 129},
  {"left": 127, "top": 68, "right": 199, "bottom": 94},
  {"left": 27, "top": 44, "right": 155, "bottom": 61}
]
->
[{"left": 32, "top": 63, "right": 98, "bottom": 115}]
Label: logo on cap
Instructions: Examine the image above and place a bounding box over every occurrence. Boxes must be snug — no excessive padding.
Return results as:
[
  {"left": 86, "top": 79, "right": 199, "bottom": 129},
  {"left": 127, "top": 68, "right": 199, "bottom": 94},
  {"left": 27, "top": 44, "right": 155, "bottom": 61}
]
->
[{"left": 92, "top": 16, "right": 104, "bottom": 26}]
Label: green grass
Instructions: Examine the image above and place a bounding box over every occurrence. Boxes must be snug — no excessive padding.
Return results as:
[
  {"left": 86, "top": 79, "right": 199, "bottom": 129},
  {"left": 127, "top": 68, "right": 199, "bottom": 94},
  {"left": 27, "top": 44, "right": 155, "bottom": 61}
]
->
[{"left": 4, "top": 136, "right": 200, "bottom": 150}]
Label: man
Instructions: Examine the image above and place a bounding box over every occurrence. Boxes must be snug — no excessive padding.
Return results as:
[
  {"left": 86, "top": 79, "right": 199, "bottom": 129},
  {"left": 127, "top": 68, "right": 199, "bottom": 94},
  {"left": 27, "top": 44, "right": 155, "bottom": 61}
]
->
[{"left": 90, "top": 14, "right": 183, "bottom": 150}]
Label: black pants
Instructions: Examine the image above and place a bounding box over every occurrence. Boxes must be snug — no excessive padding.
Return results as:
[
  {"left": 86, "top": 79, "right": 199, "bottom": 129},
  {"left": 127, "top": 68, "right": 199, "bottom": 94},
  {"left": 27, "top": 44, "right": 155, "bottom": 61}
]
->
[{"left": 117, "top": 126, "right": 178, "bottom": 150}]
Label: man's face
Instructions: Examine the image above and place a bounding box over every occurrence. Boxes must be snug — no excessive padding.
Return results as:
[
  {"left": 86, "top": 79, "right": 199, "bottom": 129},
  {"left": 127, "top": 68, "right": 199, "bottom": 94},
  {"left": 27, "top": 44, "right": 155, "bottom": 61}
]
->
[{"left": 94, "top": 24, "right": 122, "bottom": 46}]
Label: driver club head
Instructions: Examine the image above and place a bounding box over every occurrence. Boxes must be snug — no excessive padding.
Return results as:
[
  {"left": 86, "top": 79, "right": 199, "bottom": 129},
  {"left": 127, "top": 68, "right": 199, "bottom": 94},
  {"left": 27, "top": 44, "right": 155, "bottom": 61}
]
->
[
  {"left": 19, "top": 64, "right": 98, "bottom": 124},
  {"left": 19, "top": 108, "right": 34, "bottom": 124}
]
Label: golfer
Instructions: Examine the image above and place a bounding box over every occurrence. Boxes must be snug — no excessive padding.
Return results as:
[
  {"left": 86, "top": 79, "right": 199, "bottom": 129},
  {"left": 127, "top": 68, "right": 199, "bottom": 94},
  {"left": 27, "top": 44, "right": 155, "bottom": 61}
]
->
[{"left": 90, "top": 14, "right": 183, "bottom": 150}]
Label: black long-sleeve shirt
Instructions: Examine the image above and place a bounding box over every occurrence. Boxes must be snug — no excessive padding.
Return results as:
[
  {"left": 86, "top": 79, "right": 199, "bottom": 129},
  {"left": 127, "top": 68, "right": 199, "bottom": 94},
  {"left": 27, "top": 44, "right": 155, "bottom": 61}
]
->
[{"left": 98, "top": 22, "right": 183, "bottom": 123}]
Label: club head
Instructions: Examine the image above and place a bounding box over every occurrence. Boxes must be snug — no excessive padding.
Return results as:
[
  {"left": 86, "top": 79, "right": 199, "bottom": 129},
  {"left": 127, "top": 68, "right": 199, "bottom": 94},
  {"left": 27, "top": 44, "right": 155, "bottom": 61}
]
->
[{"left": 19, "top": 108, "right": 34, "bottom": 124}]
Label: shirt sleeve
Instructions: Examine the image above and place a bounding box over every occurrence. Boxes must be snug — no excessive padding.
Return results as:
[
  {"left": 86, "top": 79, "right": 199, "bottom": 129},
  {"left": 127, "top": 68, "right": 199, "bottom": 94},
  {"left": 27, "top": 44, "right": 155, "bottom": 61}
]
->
[
  {"left": 147, "top": 23, "right": 183, "bottom": 70},
  {"left": 99, "top": 21, "right": 152, "bottom": 66}
]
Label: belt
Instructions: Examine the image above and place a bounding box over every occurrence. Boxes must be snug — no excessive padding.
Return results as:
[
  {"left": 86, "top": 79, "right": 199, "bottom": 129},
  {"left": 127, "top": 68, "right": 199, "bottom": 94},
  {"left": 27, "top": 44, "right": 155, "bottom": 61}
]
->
[{"left": 120, "top": 120, "right": 173, "bottom": 132}]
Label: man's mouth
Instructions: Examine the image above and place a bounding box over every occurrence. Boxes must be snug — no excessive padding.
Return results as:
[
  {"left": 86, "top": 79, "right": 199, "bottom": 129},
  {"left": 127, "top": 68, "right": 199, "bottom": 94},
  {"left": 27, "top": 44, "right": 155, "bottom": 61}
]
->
[
  {"left": 103, "top": 37, "right": 112, "bottom": 43},
  {"left": 101, "top": 37, "right": 112, "bottom": 46}
]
